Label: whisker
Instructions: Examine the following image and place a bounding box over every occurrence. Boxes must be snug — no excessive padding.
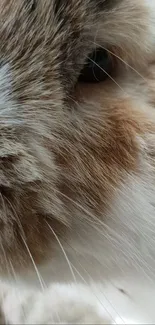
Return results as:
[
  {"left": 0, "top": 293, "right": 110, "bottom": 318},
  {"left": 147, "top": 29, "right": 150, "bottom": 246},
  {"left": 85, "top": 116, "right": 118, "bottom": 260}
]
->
[
  {"left": 92, "top": 41, "right": 147, "bottom": 82},
  {"left": 0, "top": 239, "right": 16, "bottom": 323},
  {"left": 8, "top": 259, "right": 19, "bottom": 284},
  {"left": 2, "top": 196, "right": 46, "bottom": 291},
  {"left": 21, "top": 235, "right": 45, "bottom": 292},
  {"left": 46, "top": 221, "right": 77, "bottom": 283},
  {"left": 0, "top": 195, "right": 15, "bottom": 281},
  {"left": 8, "top": 259, "right": 28, "bottom": 322},
  {"left": 0, "top": 240, "right": 26, "bottom": 323},
  {"left": 55, "top": 189, "right": 154, "bottom": 279},
  {"left": 4, "top": 196, "right": 26, "bottom": 240},
  {"left": 68, "top": 240, "right": 153, "bottom": 323},
  {"left": 70, "top": 262, "right": 118, "bottom": 324},
  {"left": 90, "top": 223, "right": 153, "bottom": 277},
  {"left": 0, "top": 244, "right": 11, "bottom": 280},
  {"left": 88, "top": 56, "right": 128, "bottom": 95},
  {"left": 63, "top": 244, "right": 125, "bottom": 325}
]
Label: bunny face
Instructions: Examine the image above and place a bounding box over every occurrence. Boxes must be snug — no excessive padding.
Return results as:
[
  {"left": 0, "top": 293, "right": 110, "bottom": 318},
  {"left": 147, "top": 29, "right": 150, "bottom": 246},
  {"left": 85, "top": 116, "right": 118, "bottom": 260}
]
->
[{"left": 0, "top": 0, "right": 154, "bottom": 280}]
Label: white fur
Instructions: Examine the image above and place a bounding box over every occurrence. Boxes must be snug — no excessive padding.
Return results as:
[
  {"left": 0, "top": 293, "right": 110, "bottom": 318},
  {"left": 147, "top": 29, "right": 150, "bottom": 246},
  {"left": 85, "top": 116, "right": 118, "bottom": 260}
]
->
[
  {"left": 1, "top": 283, "right": 112, "bottom": 324},
  {"left": 1, "top": 279, "right": 155, "bottom": 324}
]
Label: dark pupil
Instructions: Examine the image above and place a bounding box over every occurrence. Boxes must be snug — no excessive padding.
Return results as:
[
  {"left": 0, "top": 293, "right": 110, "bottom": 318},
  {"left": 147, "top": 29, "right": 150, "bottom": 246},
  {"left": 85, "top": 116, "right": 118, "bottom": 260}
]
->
[{"left": 79, "top": 49, "right": 111, "bottom": 83}]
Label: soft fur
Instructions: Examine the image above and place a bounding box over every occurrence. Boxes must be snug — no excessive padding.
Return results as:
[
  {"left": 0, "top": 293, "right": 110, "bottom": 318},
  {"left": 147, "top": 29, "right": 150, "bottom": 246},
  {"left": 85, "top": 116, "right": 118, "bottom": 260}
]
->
[{"left": 0, "top": 0, "right": 155, "bottom": 323}]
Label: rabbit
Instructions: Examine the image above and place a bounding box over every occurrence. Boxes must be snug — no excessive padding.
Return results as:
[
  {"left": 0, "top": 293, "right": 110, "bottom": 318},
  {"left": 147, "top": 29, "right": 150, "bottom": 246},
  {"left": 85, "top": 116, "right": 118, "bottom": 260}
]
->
[{"left": 0, "top": 0, "right": 155, "bottom": 323}]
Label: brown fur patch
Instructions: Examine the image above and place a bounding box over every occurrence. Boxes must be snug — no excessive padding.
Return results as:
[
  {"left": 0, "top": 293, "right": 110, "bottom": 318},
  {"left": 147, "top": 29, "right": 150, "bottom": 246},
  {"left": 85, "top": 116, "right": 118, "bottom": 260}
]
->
[{"left": 57, "top": 86, "right": 144, "bottom": 219}]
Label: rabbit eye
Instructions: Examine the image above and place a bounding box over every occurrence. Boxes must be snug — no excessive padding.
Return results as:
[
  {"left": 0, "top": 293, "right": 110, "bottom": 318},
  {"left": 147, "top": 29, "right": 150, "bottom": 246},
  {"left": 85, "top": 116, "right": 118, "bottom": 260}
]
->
[{"left": 79, "top": 48, "right": 112, "bottom": 83}]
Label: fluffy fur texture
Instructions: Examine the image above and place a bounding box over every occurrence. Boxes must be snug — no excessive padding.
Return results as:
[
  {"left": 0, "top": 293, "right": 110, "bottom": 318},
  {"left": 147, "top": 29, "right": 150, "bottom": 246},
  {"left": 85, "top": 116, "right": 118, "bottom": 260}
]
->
[
  {"left": 0, "top": 0, "right": 155, "bottom": 323},
  {"left": 0, "top": 282, "right": 113, "bottom": 324}
]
